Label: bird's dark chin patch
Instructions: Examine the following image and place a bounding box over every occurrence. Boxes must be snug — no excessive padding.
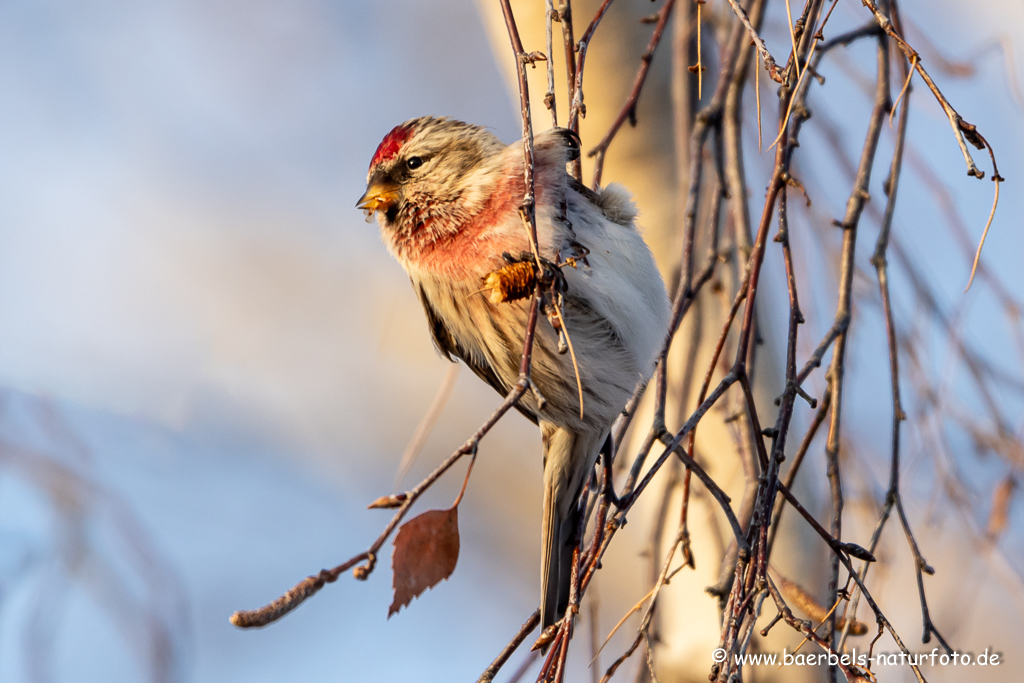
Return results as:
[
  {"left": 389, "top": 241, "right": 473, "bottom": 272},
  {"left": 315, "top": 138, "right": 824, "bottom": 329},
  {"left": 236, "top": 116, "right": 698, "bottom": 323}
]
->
[{"left": 384, "top": 204, "right": 400, "bottom": 224}]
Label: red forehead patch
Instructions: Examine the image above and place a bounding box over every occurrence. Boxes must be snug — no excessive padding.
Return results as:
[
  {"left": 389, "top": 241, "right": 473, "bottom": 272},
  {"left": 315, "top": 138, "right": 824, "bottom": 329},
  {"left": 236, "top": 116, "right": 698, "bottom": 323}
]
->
[{"left": 369, "top": 124, "right": 413, "bottom": 170}]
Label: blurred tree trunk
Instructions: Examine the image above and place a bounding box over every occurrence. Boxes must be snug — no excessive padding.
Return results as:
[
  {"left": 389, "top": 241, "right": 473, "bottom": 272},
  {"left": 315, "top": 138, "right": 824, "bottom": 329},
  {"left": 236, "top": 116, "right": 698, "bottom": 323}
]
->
[{"left": 475, "top": 1, "right": 818, "bottom": 680}]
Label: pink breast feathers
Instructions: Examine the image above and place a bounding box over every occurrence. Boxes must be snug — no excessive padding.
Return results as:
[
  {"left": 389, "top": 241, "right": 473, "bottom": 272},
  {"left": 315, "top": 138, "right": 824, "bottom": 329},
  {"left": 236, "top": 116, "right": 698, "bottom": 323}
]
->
[
  {"left": 410, "top": 174, "right": 527, "bottom": 279},
  {"left": 369, "top": 124, "right": 413, "bottom": 170}
]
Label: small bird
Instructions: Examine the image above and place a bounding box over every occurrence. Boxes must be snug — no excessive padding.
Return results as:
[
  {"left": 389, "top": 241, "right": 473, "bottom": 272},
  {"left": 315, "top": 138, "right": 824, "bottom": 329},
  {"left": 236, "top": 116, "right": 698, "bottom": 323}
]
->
[{"left": 358, "top": 117, "right": 670, "bottom": 631}]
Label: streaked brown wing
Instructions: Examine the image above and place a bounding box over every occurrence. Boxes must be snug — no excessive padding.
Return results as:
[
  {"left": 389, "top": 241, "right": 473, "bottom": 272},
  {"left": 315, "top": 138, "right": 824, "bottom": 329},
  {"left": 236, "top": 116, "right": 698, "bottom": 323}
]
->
[{"left": 415, "top": 282, "right": 539, "bottom": 426}]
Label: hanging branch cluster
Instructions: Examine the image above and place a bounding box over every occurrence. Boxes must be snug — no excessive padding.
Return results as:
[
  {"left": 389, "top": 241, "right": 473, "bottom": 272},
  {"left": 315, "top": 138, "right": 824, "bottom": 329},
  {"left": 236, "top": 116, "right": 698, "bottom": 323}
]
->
[
  {"left": 232, "top": 1, "right": 1021, "bottom": 682},
  {"left": 0, "top": 397, "right": 188, "bottom": 682}
]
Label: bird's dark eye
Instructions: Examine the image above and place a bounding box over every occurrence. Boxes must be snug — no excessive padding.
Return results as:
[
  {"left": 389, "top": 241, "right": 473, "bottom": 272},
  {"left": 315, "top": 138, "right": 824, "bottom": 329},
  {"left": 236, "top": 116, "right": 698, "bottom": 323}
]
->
[{"left": 406, "top": 156, "right": 424, "bottom": 170}]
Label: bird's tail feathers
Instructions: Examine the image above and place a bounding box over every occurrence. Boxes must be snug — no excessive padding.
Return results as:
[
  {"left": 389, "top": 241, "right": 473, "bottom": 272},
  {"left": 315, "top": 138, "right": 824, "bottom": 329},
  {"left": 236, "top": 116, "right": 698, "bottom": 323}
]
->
[{"left": 539, "top": 426, "right": 605, "bottom": 634}]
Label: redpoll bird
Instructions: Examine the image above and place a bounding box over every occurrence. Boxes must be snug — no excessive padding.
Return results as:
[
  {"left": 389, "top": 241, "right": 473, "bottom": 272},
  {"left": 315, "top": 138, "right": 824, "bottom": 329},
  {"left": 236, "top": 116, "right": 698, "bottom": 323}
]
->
[{"left": 358, "top": 117, "right": 670, "bottom": 631}]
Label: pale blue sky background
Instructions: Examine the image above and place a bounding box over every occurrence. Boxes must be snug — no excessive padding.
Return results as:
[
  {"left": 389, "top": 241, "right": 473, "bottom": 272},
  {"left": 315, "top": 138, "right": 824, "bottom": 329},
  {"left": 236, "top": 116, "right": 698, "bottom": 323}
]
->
[{"left": 0, "top": 1, "right": 1021, "bottom": 682}]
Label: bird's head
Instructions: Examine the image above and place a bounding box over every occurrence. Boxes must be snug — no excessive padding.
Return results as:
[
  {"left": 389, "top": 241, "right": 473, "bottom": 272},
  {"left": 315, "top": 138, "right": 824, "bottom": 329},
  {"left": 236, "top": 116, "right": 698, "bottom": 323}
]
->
[{"left": 357, "top": 117, "right": 503, "bottom": 230}]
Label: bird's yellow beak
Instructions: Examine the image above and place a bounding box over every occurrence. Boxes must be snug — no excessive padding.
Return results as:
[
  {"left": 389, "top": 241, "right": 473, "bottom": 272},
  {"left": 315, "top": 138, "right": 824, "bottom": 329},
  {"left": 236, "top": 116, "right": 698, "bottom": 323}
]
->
[{"left": 356, "top": 179, "right": 400, "bottom": 217}]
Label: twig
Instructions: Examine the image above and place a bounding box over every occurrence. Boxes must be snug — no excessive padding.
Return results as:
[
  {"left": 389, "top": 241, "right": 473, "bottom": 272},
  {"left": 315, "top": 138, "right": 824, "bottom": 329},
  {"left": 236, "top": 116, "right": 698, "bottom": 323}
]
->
[
  {"left": 498, "top": 0, "right": 542, "bottom": 261},
  {"left": 477, "top": 610, "right": 541, "bottom": 683},
  {"left": 860, "top": 0, "right": 990, "bottom": 179},
  {"left": 544, "top": 0, "right": 559, "bottom": 127},
  {"left": 567, "top": 0, "right": 616, "bottom": 136},
  {"left": 395, "top": 363, "right": 460, "bottom": 484},
  {"left": 722, "top": 0, "right": 783, "bottom": 83},
  {"left": 818, "top": 26, "right": 890, "bottom": 679},
  {"left": 588, "top": 0, "right": 677, "bottom": 187},
  {"left": 231, "top": 295, "right": 544, "bottom": 628}
]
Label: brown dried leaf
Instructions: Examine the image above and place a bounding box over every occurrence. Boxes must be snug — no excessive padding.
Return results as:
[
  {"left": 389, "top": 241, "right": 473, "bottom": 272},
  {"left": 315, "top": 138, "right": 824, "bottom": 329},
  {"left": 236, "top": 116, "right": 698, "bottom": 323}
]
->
[
  {"left": 776, "top": 572, "right": 868, "bottom": 636},
  {"left": 388, "top": 506, "right": 460, "bottom": 617},
  {"left": 986, "top": 474, "right": 1018, "bottom": 541}
]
